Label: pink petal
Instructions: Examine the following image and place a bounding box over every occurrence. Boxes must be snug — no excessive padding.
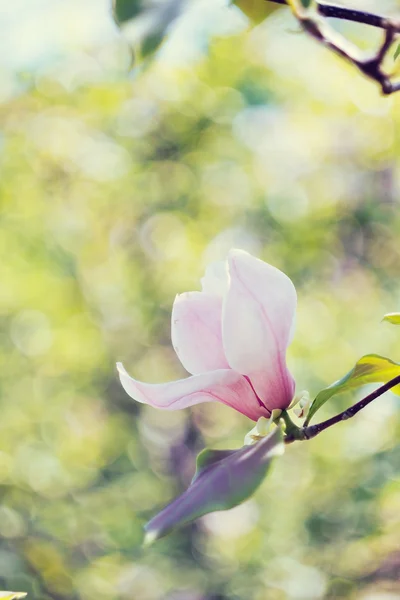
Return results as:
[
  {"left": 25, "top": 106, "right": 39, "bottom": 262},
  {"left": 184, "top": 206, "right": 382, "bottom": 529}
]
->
[
  {"left": 171, "top": 292, "right": 229, "bottom": 375},
  {"left": 117, "top": 363, "right": 268, "bottom": 421},
  {"left": 223, "top": 250, "right": 296, "bottom": 411}
]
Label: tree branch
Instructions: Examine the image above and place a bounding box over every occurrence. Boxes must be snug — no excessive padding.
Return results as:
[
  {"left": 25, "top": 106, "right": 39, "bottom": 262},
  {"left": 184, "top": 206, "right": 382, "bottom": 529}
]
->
[
  {"left": 268, "top": 0, "right": 390, "bottom": 30},
  {"left": 284, "top": 374, "right": 400, "bottom": 444},
  {"left": 265, "top": 0, "right": 400, "bottom": 95}
]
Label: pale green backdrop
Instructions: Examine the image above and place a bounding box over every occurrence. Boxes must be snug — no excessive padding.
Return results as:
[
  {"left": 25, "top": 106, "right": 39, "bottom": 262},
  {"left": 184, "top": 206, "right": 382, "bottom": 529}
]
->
[{"left": 0, "top": 1, "right": 400, "bottom": 598}]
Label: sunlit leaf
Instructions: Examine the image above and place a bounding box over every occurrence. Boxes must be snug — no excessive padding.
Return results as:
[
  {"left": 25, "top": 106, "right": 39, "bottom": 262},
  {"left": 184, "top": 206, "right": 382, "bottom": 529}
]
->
[
  {"left": 0, "top": 593, "right": 27, "bottom": 600},
  {"left": 305, "top": 354, "right": 400, "bottom": 425},
  {"left": 382, "top": 312, "right": 400, "bottom": 325},
  {"left": 232, "top": 0, "right": 280, "bottom": 24},
  {"left": 144, "top": 427, "right": 284, "bottom": 544}
]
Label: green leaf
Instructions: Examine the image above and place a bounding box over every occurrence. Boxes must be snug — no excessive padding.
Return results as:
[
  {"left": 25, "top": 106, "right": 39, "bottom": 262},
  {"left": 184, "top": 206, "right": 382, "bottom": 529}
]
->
[
  {"left": 305, "top": 354, "right": 400, "bottom": 425},
  {"left": 232, "top": 0, "right": 279, "bottom": 25},
  {"left": 382, "top": 312, "right": 400, "bottom": 325},
  {"left": 113, "top": 0, "right": 186, "bottom": 63},
  {"left": 144, "top": 427, "right": 284, "bottom": 544},
  {"left": 394, "top": 44, "right": 400, "bottom": 61},
  {"left": 0, "top": 593, "right": 27, "bottom": 600},
  {"left": 113, "top": 0, "right": 143, "bottom": 23}
]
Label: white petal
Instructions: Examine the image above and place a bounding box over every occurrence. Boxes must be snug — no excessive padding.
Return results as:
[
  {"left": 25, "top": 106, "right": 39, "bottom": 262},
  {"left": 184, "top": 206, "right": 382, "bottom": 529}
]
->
[
  {"left": 223, "top": 249, "right": 296, "bottom": 410},
  {"left": 171, "top": 292, "right": 229, "bottom": 374}
]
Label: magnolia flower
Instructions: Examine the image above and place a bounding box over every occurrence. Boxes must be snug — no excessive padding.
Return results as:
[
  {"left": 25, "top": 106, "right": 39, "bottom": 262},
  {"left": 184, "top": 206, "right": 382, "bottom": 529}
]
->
[{"left": 117, "top": 249, "right": 297, "bottom": 421}]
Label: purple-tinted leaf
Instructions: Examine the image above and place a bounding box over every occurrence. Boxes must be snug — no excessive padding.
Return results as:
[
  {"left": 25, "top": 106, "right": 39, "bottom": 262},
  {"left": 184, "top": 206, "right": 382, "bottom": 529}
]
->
[{"left": 144, "top": 427, "right": 284, "bottom": 544}]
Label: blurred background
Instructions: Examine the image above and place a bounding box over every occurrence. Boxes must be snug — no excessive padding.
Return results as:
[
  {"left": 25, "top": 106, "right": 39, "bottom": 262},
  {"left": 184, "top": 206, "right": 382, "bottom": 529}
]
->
[{"left": 1, "top": 1, "right": 400, "bottom": 598}]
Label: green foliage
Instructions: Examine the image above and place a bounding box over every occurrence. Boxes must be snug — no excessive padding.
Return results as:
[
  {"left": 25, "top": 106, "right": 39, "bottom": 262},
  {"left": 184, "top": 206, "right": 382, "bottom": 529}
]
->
[
  {"left": 394, "top": 43, "right": 400, "bottom": 61},
  {"left": 113, "top": 0, "right": 143, "bottom": 23},
  {"left": 382, "top": 312, "right": 400, "bottom": 325},
  {"left": 306, "top": 355, "right": 400, "bottom": 424},
  {"left": 232, "top": 0, "right": 279, "bottom": 24},
  {"left": 113, "top": 0, "right": 186, "bottom": 62}
]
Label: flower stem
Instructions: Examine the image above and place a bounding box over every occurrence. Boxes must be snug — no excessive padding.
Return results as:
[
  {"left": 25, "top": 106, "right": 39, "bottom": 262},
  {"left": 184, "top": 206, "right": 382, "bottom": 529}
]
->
[
  {"left": 284, "top": 374, "right": 400, "bottom": 444},
  {"left": 280, "top": 410, "right": 306, "bottom": 443}
]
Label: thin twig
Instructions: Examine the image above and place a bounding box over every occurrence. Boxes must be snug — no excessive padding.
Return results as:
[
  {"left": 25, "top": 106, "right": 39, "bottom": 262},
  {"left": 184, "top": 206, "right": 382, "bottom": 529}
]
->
[
  {"left": 265, "top": 0, "right": 400, "bottom": 95},
  {"left": 268, "top": 0, "right": 390, "bottom": 29},
  {"left": 284, "top": 374, "right": 400, "bottom": 444}
]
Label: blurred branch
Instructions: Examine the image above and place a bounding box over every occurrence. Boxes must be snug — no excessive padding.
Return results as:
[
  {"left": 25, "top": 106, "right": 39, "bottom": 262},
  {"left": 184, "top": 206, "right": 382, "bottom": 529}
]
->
[
  {"left": 284, "top": 374, "right": 400, "bottom": 443},
  {"left": 266, "top": 0, "right": 400, "bottom": 95}
]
